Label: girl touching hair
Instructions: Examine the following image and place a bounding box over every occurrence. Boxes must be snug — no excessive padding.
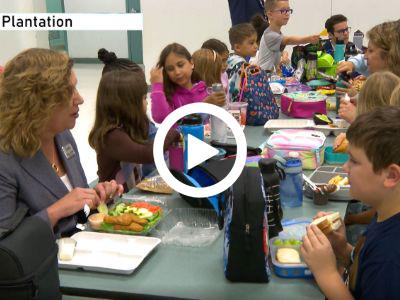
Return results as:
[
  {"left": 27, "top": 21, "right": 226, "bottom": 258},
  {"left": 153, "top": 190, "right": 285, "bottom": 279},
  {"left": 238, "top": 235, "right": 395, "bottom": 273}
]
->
[{"left": 150, "top": 43, "right": 226, "bottom": 123}]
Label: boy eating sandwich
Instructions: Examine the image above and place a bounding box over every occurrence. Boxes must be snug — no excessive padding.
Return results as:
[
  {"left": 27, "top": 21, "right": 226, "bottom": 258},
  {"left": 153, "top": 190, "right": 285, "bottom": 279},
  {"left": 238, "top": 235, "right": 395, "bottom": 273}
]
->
[{"left": 301, "top": 106, "right": 400, "bottom": 300}]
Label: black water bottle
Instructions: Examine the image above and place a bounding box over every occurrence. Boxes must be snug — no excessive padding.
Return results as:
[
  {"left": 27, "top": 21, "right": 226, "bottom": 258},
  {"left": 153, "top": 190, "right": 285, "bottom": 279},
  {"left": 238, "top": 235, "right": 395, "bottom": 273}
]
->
[{"left": 258, "top": 158, "right": 285, "bottom": 238}]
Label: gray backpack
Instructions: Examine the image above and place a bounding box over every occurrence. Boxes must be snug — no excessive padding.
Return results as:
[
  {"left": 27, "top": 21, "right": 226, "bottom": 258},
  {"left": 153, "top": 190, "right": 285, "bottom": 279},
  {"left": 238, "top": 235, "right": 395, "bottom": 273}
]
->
[{"left": 0, "top": 204, "right": 61, "bottom": 300}]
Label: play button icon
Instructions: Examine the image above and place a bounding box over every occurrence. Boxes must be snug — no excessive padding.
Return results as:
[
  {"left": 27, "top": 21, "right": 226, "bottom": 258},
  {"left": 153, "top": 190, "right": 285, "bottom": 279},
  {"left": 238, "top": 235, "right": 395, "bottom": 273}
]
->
[
  {"left": 187, "top": 134, "right": 220, "bottom": 170},
  {"left": 153, "top": 102, "right": 247, "bottom": 198}
]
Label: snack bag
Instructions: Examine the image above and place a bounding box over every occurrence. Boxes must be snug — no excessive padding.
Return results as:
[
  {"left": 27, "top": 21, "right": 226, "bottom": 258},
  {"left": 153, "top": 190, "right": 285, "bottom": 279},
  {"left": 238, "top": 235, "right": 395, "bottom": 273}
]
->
[{"left": 136, "top": 176, "right": 173, "bottom": 194}]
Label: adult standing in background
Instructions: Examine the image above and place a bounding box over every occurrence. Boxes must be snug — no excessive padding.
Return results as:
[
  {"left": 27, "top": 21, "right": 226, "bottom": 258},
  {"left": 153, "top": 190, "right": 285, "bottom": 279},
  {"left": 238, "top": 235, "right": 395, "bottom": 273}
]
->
[{"left": 228, "top": 0, "right": 265, "bottom": 25}]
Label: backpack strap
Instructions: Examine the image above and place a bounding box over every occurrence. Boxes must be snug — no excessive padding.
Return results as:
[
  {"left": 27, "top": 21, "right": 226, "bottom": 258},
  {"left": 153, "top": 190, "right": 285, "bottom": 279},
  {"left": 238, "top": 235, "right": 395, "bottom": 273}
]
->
[
  {"left": 0, "top": 203, "right": 29, "bottom": 239},
  {"left": 238, "top": 64, "right": 250, "bottom": 102}
]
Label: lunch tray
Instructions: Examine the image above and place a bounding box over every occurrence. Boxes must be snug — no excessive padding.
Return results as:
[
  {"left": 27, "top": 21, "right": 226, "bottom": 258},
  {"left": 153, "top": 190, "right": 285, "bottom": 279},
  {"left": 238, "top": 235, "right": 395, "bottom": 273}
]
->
[
  {"left": 264, "top": 119, "right": 348, "bottom": 136},
  {"left": 58, "top": 231, "right": 161, "bottom": 274},
  {"left": 304, "top": 166, "right": 351, "bottom": 201}
]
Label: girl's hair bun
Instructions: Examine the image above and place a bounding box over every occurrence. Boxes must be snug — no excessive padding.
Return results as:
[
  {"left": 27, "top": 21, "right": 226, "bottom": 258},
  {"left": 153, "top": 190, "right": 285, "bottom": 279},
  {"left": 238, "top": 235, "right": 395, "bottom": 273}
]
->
[{"left": 98, "top": 48, "right": 117, "bottom": 64}]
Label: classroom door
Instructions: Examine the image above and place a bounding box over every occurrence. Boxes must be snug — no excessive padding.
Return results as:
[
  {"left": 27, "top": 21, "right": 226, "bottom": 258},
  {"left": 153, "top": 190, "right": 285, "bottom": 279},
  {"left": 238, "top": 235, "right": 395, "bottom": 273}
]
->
[{"left": 45, "top": 0, "right": 143, "bottom": 64}]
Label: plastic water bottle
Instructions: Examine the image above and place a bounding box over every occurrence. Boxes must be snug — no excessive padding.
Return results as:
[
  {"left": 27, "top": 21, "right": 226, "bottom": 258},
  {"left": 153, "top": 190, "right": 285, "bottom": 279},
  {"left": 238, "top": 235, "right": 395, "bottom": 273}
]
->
[
  {"left": 353, "top": 30, "right": 364, "bottom": 51},
  {"left": 210, "top": 83, "right": 227, "bottom": 143},
  {"left": 334, "top": 40, "right": 345, "bottom": 63},
  {"left": 294, "top": 58, "right": 306, "bottom": 82},
  {"left": 306, "top": 52, "right": 318, "bottom": 81},
  {"left": 179, "top": 114, "right": 204, "bottom": 173},
  {"left": 279, "top": 155, "right": 303, "bottom": 208}
]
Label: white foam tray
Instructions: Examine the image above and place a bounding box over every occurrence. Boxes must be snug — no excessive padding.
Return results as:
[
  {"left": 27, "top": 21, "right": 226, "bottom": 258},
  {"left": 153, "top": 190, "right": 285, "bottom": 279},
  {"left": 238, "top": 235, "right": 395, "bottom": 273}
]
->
[
  {"left": 264, "top": 119, "right": 348, "bottom": 136},
  {"left": 264, "top": 119, "right": 313, "bottom": 130},
  {"left": 58, "top": 231, "right": 161, "bottom": 275}
]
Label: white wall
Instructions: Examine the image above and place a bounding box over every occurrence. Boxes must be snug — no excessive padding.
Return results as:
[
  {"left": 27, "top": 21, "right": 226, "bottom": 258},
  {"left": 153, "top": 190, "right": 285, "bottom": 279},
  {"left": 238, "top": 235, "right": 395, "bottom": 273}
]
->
[
  {"left": 64, "top": 0, "right": 128, "bottom": 58},
  {"left": 141, "top": 0, "right": 231, "bottom": 77},
  {"left": 140, "top": 0, "right": 400, "bottom": 77},
  {"left": 2, "top": 0, "right": 400, "bottom": 67},
  {"left": 0, "top": 0, "right": 48, "bottom": 64},
  {"left": 332, "top": 0, "right": 400, "bottom": 35}
]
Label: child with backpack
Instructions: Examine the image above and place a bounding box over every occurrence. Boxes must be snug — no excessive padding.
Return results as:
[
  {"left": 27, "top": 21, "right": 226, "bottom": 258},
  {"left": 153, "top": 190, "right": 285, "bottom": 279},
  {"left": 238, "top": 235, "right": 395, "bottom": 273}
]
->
[
  {"left": 150, "top": 43, "right": 226, "bottom": 124},
  {"left": 227, "top": 23, "right": 279, "bottom": 125},
  {"left": 89, "top": 49, "right": 180, "bottom": 192}
]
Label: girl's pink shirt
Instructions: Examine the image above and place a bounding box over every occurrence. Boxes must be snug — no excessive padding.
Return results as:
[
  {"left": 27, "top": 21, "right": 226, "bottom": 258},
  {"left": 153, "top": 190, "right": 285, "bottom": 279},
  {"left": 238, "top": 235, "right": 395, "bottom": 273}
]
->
[{"left": 150, "top": 81, "right": 208, "bottom": 124}]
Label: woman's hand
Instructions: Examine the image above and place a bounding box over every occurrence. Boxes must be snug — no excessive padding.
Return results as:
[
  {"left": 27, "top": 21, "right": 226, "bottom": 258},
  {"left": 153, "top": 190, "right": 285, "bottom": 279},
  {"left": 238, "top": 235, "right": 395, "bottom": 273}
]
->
[
  {"left": 150, "top": 67, "right": 163, "bottom": 84},
  {"left": 301, "top": 224, "right": 337, "bottom": 278},
  {"left": 47, "top": 187, "right": 100, "bottom": 227},
  {"left": 338, "top": 99, "right": 357, "bottom": 123},
  {"left": 203, "top": 91, "right": 226, "bottom": 107},
  {"left": 94, "top": 180, "right": 123, "bottom": 203}
]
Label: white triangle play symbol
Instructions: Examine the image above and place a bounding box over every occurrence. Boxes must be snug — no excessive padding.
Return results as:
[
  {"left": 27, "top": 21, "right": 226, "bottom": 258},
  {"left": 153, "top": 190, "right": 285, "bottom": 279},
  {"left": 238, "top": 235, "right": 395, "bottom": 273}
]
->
[{"left": 187, "top": 134, "right": 220, "bottom": 170}]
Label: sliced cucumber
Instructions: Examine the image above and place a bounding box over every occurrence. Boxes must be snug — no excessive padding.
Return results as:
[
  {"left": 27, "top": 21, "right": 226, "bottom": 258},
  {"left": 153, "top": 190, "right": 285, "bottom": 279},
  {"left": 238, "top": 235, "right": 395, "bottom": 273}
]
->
[
  {"left": 139, "top": 211, "right": 153, "bottom": 219},
  {"left": 97, "top": 202, "right": 108, "bottom": 214}
]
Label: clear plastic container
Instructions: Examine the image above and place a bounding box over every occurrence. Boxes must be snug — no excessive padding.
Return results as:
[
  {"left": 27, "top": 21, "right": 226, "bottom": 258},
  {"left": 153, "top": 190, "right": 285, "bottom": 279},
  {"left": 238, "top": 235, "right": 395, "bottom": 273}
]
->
[
  {"left": 158, "top": 208, "right": 221, "bottom": 247},
  {"left": 210, "top": 115, "right": 227, "bottom": 143},
  {"left": 209, "top": 83, "right": 228, "bottom": 142},
  {"left": 227, "top": 102, "right": 248, "bottom": 125},
  {"left": 279, "top": 217, "right": 311, "bottom": 240}
]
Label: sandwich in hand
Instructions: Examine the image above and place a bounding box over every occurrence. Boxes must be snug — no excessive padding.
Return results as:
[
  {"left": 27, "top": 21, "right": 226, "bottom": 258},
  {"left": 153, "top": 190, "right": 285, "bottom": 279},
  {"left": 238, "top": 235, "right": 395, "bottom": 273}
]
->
[{"left": 311, "top": 212, "right": 341, "bottom": 235}]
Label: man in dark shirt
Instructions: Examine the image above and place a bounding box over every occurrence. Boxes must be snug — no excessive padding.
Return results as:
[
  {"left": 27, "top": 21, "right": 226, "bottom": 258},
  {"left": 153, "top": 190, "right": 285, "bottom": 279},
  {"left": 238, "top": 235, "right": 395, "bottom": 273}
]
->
[
  {"left": 323, "top": 14, "right": 358, "bottom": 58},
  {"left": 228, "top": 0, "right": 265, "bottom": 25}
]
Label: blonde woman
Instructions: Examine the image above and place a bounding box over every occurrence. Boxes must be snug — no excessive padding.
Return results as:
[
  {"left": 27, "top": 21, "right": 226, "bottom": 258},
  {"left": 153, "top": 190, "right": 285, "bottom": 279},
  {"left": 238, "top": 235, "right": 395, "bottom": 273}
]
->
[
  {"left": 338, "top": 20, "right": 400, "bottom": 119},
  {"left": 0, "top": 48, "right": 123, "bottom": 237}
]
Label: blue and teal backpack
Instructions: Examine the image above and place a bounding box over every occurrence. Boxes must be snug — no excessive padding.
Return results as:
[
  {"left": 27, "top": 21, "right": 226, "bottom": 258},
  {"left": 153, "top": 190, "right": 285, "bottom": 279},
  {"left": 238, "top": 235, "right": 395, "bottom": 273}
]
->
[{"left": 236, "top": 63, "right": 279, "bottom": 126}]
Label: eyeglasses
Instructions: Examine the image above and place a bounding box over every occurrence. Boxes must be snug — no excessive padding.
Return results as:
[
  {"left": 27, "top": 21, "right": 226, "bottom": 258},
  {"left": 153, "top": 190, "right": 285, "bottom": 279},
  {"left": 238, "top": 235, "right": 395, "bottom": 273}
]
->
[
  {"left": 335, "top": 27, "right": 351, "bottom": 34},
  {"left": 273, "top": 8, "right": 293, "bottom": 15}
]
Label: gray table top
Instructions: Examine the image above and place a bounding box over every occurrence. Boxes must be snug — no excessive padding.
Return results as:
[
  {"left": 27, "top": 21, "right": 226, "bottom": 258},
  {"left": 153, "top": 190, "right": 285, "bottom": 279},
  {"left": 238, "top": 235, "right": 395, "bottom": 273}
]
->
[{"left": 60, "top": 125, "right": 347, "bottom": 300}]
